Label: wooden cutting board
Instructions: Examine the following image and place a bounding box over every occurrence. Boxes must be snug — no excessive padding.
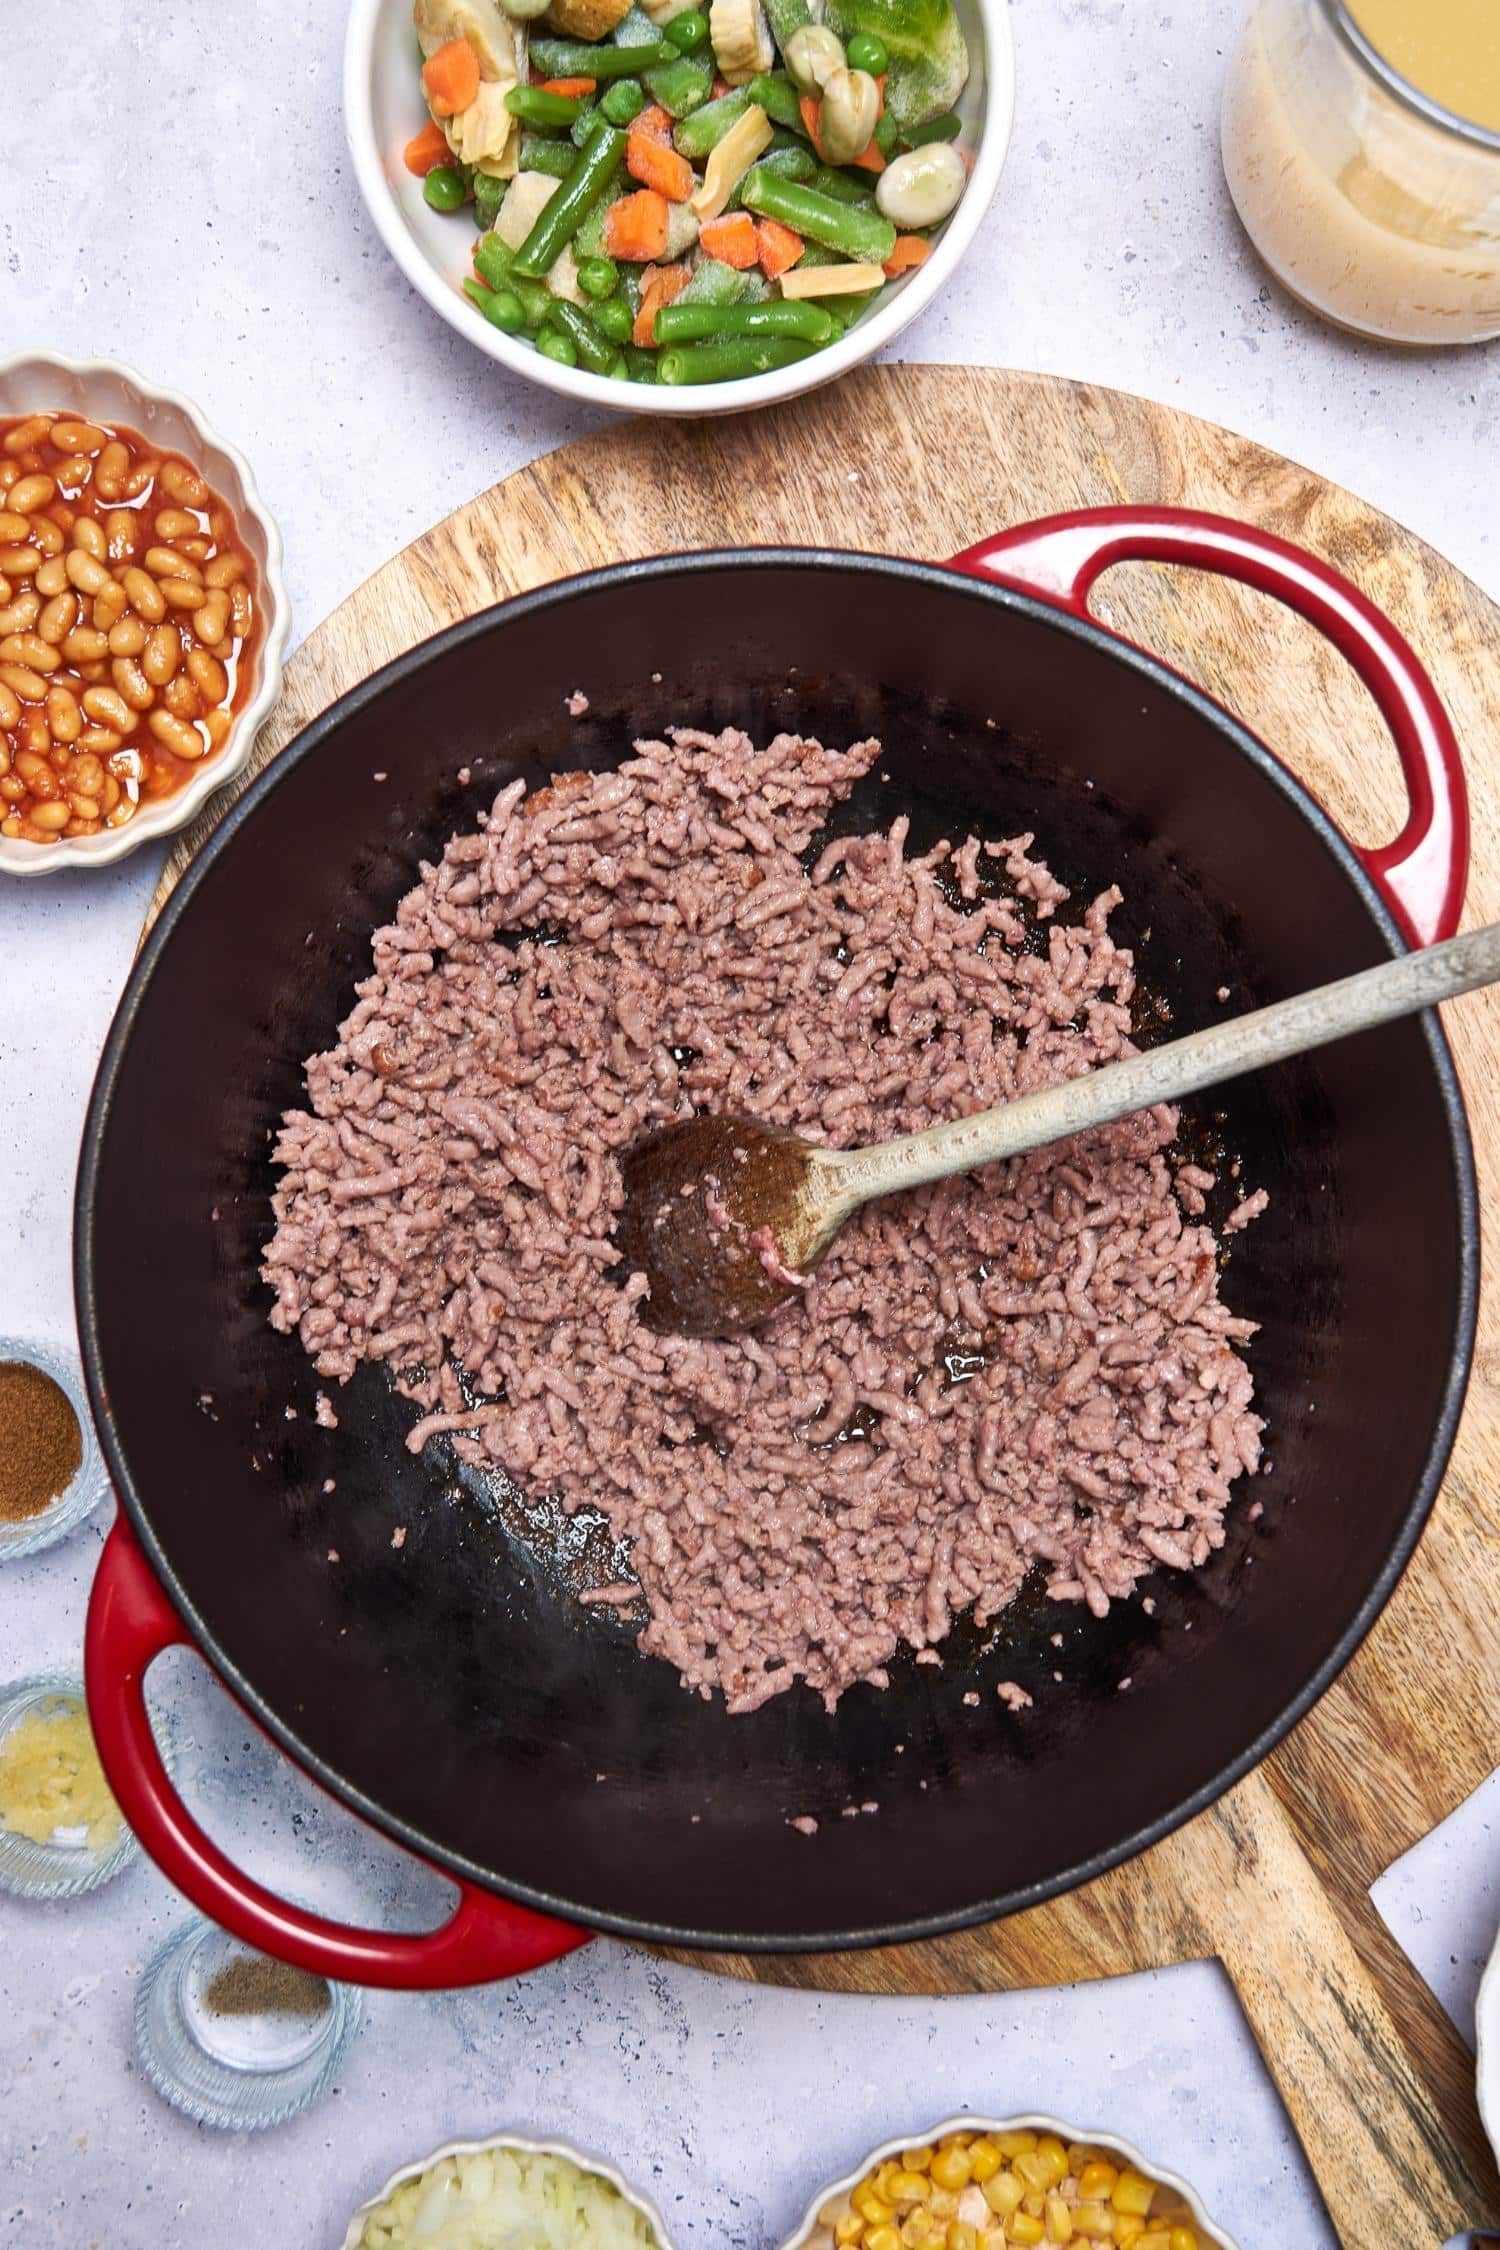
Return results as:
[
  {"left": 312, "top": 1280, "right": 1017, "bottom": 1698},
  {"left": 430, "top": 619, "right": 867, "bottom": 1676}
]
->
[{"left": 147, "top": 367, "right": 1500, "bottom": 2249}]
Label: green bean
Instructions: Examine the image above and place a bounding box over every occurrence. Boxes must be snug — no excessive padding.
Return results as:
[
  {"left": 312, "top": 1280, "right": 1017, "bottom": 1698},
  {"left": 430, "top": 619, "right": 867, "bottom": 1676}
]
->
[
  {"left": 665, "top": 8, "right": 709, "bottom": 50},
  {"left": 601, "top": 77, "right": 648, "bottom": 125},
  {"left": 739, "top": 170, "right": 895, "bottom": 261},
  {"left": 642, "top": 56, "right": 713, "bottom": 116},
  {"left": 512, "top": 119, "right": 627, "bottom": 278},
  {"left": 901, "top": 111, "right": 963, "bottom": 147},
  {"left": 844, "top": 30, "right": 889, "bottom": 73},
  {"left": 537, "top": 327, "right": 580, "bottom": 367},
  {"left": 672, "top": 84, "right": 754, "bottom": 157},
  {"left": 548, "top": 299, "right": 620, "bottom": 374},
  {"left": 622, "top": 345, "right": 660, "bottom": 382},
  {"left": 726, "top": 144, "right": 816, "bottom": 209},
  {"left": 520, "top": 134, "right": 580, "bottom": 180},
  {"left": 473, "top": 231, "right": 517, "bottom": 289},
  {"left": 762, "top": 0, "right": 813, "bottom": 46},
  {"left": 473, "top": 171, "right": 508, "bottom": 229},
  {"left": 473, "top": 236, "right": 562, "bottom": 327},
  {"left": 530, "top": 37, "right": 668, "bottom": 78},
  {"left": 823, "top": 287, "right": 879, "bottom": 331},
  {"left": 809, "top": 163, "right": 874, "bottom": 206},
  {"left": 423, "top": 165, "right": 467, "bottom": 212},
  {"left": 506, "top": 84, "right": 587, "bottom": 126},
  {"left": 746, "top": 71, "right": 807, "bottom": 132},
  {"left": 613, "top": 4, "right": 663, "bottom": 46},
  {"left": 577, "top": 253, "right": 619, "bottom": 298},
  {"left": 462, "top": 278, "right": 527, "bottom": 333},
  {"left": 656, "top": 335, "right": 818, "bottom": 384},
  {"left": 653, "top": 299, "right": 836, "bottom": 343},
  {"left": 573, "top": 100, "right": 606, "bottom": 147}
]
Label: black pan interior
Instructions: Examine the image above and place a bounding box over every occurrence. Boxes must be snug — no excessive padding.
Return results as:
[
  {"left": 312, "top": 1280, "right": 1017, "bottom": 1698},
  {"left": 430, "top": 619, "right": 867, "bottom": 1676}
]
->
[{"left": 77, "top": 555, "right": 1475, "bottom": 1947}]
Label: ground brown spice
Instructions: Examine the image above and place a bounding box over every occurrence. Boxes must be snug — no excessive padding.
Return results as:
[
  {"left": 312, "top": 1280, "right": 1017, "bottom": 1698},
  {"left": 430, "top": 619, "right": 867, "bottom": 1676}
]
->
[
  {"left": 203, "top": 1955, "right": 330, "bottom": 2018},
  {"left": 0, "top": 1360, "right": 82, "bottom": 1522}
]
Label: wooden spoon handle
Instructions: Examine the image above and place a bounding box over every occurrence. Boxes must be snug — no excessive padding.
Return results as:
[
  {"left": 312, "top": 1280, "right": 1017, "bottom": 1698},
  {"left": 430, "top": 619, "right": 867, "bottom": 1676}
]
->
[{"left": 830, "top": 919, "right": 1500, "bottom": 1209}]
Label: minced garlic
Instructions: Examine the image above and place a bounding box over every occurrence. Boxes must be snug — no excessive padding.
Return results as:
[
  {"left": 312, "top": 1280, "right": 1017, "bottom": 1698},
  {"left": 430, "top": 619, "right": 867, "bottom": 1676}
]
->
[{"left": 0, "top": 1697, "right": 123, "bottom": 1852}]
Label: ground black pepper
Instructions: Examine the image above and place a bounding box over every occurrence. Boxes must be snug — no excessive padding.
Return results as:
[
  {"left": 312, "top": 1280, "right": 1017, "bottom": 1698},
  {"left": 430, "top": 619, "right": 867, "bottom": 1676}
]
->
[
  {"left": 0, "top": 1360, "right": 82, "bottom": 1522},
  {"left": 203, "top": 1954, "right": 331, "bottom": 2018}
]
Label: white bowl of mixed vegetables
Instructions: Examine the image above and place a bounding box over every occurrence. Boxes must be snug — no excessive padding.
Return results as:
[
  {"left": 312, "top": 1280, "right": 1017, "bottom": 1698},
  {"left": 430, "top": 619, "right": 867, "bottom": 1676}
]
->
[{"left": 344, "top": 0, "right": 1012, "bottom": 411}]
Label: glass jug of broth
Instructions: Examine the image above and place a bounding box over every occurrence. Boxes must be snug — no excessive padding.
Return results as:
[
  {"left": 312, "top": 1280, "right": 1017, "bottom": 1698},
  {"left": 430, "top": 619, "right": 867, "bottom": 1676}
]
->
[{"left": 1222, "top": 0, "right": 1500, "bottom": 344}]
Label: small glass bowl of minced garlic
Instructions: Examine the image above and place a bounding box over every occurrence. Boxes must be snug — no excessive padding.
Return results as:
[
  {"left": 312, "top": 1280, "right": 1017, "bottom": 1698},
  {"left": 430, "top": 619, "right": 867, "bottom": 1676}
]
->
[
  {"left": 0, "top": 1335, "right": 111, "bottom": 1561},
  {"left": 0, "top": 1673, "right": 166, "bottom": 1899}
]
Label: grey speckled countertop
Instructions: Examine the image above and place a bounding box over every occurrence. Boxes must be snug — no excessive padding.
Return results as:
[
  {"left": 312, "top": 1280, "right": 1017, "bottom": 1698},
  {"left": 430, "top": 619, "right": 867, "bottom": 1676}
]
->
[{"left": 4, "top": 1, "right": 1499, "bottom": 2244}]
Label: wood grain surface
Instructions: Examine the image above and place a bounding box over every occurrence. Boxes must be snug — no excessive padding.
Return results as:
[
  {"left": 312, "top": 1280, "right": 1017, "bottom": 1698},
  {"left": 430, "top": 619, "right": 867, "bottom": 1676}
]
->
[{"left": 147, "top": 367, "right": 1500, "bottom": 2248}]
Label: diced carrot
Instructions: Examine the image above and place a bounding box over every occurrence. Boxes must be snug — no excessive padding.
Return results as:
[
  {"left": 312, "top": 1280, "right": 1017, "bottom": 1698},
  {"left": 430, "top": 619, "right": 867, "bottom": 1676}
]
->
[
  {"left": 603, "top": 188, "right": 672, "bottom": 262},
  {"left": 712, "top": 75, "right": 732, "bottom": 97},
  {"left": 630, "top": 104, "right": 675, "bottom": 146},
  {"left": 421, "top": 37, "right": 481, "bottom": 117},
  {"left": 883, "top": 234, "right": 931, "bottom": 277},
  {"left": 798, "top": 91, "right": 886, "bottom": 172},
  {"left": 627, "top": 128, "right": 695, "bottom": 202},
  {"left": 539, "top": 75, "right": 597, "bottom": 96},
  {"left": 698, "top": 210, "right": 759, "bottom": 268},
  {"left": 755, "top": 216, "right": 805, "bottom": 280},
  {"left": 404, "top": 118, "right": 452, "bottom": 175},
  {"left": 631, "top": 261, "right": 691, "bottom": 347}
]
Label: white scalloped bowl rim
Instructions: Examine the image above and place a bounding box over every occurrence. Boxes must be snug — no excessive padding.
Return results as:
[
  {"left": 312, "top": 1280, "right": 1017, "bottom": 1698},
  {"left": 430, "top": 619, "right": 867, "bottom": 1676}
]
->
[
  {"left": 0, "top": 350, "right": 290, "bottom": 876},
  {"left": 336, "top": 2131, "right": 677, "bottom": 2250},
  {"left": 777, "top": 2114, "right": 1241, "bottom": 2250},
  {"left": 1475, "top": 1915, "right": 1500, "bottom": 2167},
  {"left": 343, "top": 0, "right": 1014, "bottom": 418}
]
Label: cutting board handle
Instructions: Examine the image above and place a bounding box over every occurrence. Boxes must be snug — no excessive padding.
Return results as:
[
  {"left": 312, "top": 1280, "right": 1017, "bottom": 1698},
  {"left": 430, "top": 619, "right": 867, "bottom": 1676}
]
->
[
  {"left": 84, "top": 1514, "right": 590, "bottom": 1989},
  {"left": 950, "top": 506, "right": 1469, "bottom": 948}
]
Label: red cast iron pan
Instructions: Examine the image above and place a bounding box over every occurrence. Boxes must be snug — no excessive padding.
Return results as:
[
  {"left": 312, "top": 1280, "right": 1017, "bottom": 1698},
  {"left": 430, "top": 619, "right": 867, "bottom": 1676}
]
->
[{"left": 77, "top": 508, "right": 1476, "bottom": 1987}]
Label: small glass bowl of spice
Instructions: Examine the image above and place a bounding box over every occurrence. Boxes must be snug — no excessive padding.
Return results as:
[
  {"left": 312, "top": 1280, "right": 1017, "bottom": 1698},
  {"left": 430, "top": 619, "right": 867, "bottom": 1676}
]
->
[
  {"left": 0, "top": 1335, "right": 110, "bottom": 1560},
  {"left": 135, "top": 1914, "right": 361, "bottom": 2130},
  {"left": 0, "top": 1672, "right": 140, "bottom": 1898}
]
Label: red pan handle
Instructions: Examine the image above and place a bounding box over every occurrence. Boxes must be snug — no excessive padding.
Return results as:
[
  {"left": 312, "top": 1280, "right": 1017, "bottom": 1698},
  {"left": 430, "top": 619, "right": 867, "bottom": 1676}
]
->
[
  {"left": 85, "top": 1514, "right": 590, "bottom": 1989},
  {"left": 949, "top": 506, "right": 1468, "bottom": 947}
]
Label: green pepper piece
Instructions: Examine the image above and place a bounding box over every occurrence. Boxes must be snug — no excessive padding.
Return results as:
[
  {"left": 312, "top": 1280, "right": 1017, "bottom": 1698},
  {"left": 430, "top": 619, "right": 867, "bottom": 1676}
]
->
[{"left": 512, "top": 119, "right": 628, "bottom": 278}]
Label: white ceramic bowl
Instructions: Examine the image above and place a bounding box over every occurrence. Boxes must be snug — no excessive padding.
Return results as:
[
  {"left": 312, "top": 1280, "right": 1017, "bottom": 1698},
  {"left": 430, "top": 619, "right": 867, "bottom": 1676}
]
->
[
  {"left": 1475, "top": 1916, "right": 1500, "bottom": 2168},
  {"left": 779, "top": 2115, "right": 1240, "bottom": 2250},
  {"left": 0, "top": 351, "right": 290, "bottom": 877},
  {"left": 338, "top": 2133, "right": 675, "bottom": 2250},
  {"left": 344, "top": 0, "right": 1014, "bottom": 417}
]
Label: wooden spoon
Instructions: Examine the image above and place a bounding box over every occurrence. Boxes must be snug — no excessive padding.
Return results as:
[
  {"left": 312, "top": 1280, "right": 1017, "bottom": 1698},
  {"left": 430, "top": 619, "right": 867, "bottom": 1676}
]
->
[{"left": 616, "top": 918, "right": 1500, "bottom": 1338}]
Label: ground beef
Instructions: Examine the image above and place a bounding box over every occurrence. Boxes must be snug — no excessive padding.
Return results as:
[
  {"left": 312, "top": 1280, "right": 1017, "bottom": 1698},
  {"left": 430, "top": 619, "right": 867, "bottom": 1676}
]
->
[{"left": 263, "top": 728, "right": 1263, "bottom": 1713}]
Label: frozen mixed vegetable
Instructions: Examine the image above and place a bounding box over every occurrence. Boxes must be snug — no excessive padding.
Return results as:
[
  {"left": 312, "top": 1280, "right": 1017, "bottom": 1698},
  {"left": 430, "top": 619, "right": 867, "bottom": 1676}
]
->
[{"left": 403, "top": 0, "right": 974, "bottom": 385}]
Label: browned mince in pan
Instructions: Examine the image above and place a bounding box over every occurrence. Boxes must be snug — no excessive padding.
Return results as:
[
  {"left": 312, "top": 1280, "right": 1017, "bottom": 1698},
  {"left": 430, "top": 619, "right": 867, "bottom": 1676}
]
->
[{"left": 263, "top": 728, "right": 1264, "bottom": 1714}]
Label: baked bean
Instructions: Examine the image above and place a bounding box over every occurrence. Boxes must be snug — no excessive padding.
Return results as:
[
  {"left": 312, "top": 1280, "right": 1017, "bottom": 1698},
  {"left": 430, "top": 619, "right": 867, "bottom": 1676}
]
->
[
  {"left": 154, "top": 509, "right": 198, "bottom": 540},
  {"left": 193, "top": 591, "right": 230, "bottom": 645},
  {"left": 144, "top": 545, "right": 201, "bottom": 583},
  {"left": 61, "top": 627, "right": 108, "bottom": 663},
  {"left": 7, "top": 473, "right": 57, "bottom": 513},
  {"left": 15, "top": 747, "right": 54, "bottom": 789},
  {"left": 0, "top": 631, "right": 59, "bottom": 672},
  {"left": 121, "top": 565, "right": 165, "bottom": 622},
  {"left": 110, "top": 656, "right": 154, "bottom": 710},
  {"left": 143, "top": 624, "right": 181, "bottom": 684},
  {"left": 105, "top": 509, "right": 138, "bottom": 561},
  {"left": 163, "top": 675, "right": 202, "bottom": 721},
  {"left": 149, "top": 709, "right": 204, "bottom": 759},
  {"left": 37, "top": 593, "right": 78, "bottom": 645},
  {"left": 0, "top": 662, "right": 49, "bottom": 701},
  {"left": 67, "top": 795, "right": 101, "bottom": 822},
  {"left": 99, "top": 772, "right": 121, "bottom": 813},
  {"left": 0, "top": 574, "right": 10, "bottom": 605},
  {"left": 181, "top": 538, "right": 211, "bottom": 562},
  {"left": 160, "top": 460, "right": 208, "bottom": 507},
  {"left": 4, "top": 416, "right": 52, "bottom": 456},
  {"left": 34, "top": 521, "right": 64, "bottom": 558},
  {"left": 92, "top": 582, "right": 127, "bottom": 630},
  {"left": 0, "top": 594, "right": 41, "bottom": 635},
  {"left": 202, "top": 707, "right": 232, "bottom": 749},
  {"left": 78, "top": 725, "right": 122, "bottom": 753},
  {"left": 29, "top": 798, "right": 71, "bottom": 831},
  {"left": 107, "top": 616, "right": 147, "bottom": 657},
  {"left": 34, "top": 556, "right": 68, "bottom": 597},
  {"left": 0, "top": 778, "right": 22, "bottom": 807},
  {"left": 186, "top": 647, "right": 227, "bottom": 703},
  {"left": 160, "top": 578, "right": 205, "bottom": 611},
  {"left": 72, "top": 515, "right": 107, "bottom": 561},
  {"left": 82, "top": 686, "right": 133, "bottom": 732},
  {"left": 50, "top": 421, "right": 107, "bottom": 455},
  {"left": 104, "top": 801, "right": 135, "bottom": 828},
  {"left": 203, "top": 551, "right": 246, "bottom": 590},
  {"left": 93, "top": 440, "right": 130, "bottom": 498},
  {"left": 0, "top": 681, "right": 18, "bottom": 728},
  {"left": 45, "top": 686, "right": 82, "bottom": 743},
  {"left": 69, "top": 752, "right": 105, "bottom": 793},
  {"left": 65, "top": 548, "right": 109, "bottom": 595},
  {"left": 0, "top": 545, "right": 42, "bottom": 577},
  {"left": 0, "top": 511, "right": 29, "bottom": 541},
  {"left": 233, "top": 586, "right": 257, "bottom": 638}
]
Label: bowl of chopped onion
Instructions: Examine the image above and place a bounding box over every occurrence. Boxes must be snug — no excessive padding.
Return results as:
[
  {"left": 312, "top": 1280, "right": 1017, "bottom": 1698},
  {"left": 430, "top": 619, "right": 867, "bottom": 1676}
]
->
[
  {"left": 782, "top": 2117, "right": 1239, "bottom": 2250},
  {"left": 340, "top": 2133, "right": 673, "bottom": 2250}
]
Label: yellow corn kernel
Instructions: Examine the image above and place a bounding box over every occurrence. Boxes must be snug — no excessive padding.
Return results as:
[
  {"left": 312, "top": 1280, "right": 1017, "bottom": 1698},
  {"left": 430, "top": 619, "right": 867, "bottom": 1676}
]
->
[
  {"left": 946, "top": 2225, "right": 978, "bottom": 2250},
  {"left": 1078, "top": 2165, "right": 1118, "bottom": 2202},
  {"left": 1035, "top": 2140, "right": 1068, "bottom": 2184},
  {"left": 1113, "top": 2221, "right": 1144, "bottom": 2250},
  {"left": 966, "top": 2141, "right": 1001, "bottom": 2185},
  {"left": 995, "top": 2134, "right": 1039, "bottom": 2161},
  {"left": 1008, "top": 2218, "right": 1045, "bottom": 2248},
  {"left": 1136, "top": 2237, "right": 1171, "bottom": 2250},
  {"left": 1067, "top": 2147, "right": 1096, "bottom": 2176},
  {"left": 1015, "top": 2155, "right": 1056, "bottom": 2194},
  {"left": 1044, "top": 2194, "right": 1073, "bottom": 2244},
  {"left": 927, "top": 2191, "right": 959, "bottom": 2223},
  {"left": 877, "top": 2164, "right": 904, "bottom": 2200},
  {"left": 901, "top": 2211, "right": 935, "bottom": 2247},
  {"left": 931, "top": 2147, "right": 973, "bottom": 2193},
  {"left": 1111, "top": 2175, "right": 1154, "bottom": 2220},
  {"left": 1023, "top": 2197, "right": 1046, "bottom": 2221},
  {"left": 855, "top": 2189, "right": 895, "bottom": 2227},
  {"left": 867, "top": 2228, "right": 902, "bottom": 2250},
  {"left": 1168, "top": 2235, "right": 1198, "bottom": 2250},
  {"left": 835, "top": 2215, "right": 865, "bottom": 2246},
  {"left": 982, "top": 2172, "right": 1025, "bottom": 2220},
  {"left": 1073, "top": 2206, "right": 1116, "bottom": 2241},
  {"left": 887, "top": 2172, "right": 931, "bottom": 2208},
  {"left": 902, "top": 2148, "right": 935, "bottom": 2175}
]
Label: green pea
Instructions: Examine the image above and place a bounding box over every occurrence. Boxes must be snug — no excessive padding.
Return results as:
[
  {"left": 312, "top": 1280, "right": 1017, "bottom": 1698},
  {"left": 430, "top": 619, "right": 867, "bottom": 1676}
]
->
[
  {"left": 873, "top": 111, "right": 899, "bottom": 156},
  {"left": 577, "top": 254, "right": 620, "bottom": 299},
  {"left": 423, "top": 165, "right": 467, "bottom": 213},
  {"left": 481, "top": 286, "right": 527, "bottom": 332},
  {"left": 844, "top": 31, "right": 889, "bottom": 73},
  {"left": 536, "top": 327, "right": 580, "bottom": 367},
  {"left": 601, "top": 77, "right": 648, "bottom": 125},
  {"left": 592, "top": 294, "right": 634, "bottom": 340},
  {"left": 665, "top": 9, "right": 709, "bottom": 50}
]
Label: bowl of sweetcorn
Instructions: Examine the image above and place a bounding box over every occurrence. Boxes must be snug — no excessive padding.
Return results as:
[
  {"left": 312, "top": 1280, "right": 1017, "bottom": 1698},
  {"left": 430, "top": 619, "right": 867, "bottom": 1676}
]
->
[{"left": 781, "top": 2118, "right": 1239, "bottom": 2250}]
